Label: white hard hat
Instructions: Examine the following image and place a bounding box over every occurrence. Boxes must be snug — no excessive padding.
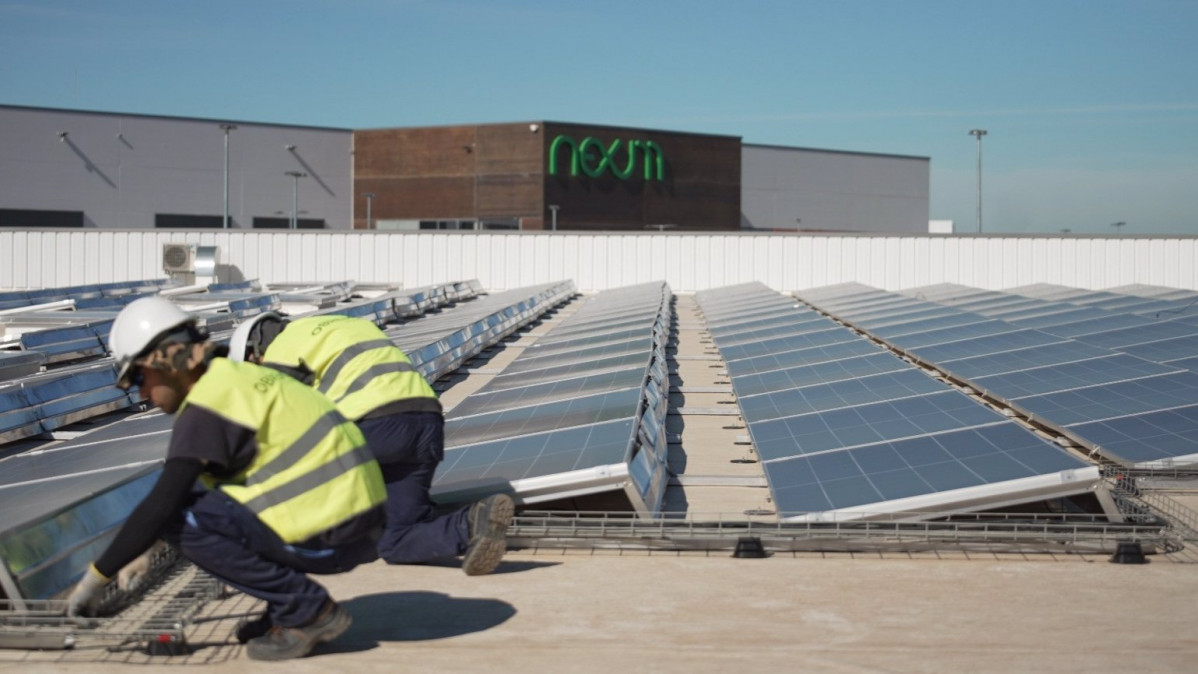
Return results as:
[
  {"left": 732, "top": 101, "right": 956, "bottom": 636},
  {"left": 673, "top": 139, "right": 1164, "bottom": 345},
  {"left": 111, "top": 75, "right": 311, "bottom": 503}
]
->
[
  {"left": 228, "top": 312, "right": 283, "bottom": 362},
  {"left": 109, "top": 296, "right": 196, "bottom": 388}
]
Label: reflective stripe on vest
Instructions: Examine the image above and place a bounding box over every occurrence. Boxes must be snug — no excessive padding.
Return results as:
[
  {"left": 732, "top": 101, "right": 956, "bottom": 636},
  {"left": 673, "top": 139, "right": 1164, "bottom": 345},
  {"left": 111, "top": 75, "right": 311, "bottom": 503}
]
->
[
  {"left": 263, "top": 315, "right": 436, "bottom": 420},
  {"left": 181, "top": 359, "right": 385, "bottom": 544}
]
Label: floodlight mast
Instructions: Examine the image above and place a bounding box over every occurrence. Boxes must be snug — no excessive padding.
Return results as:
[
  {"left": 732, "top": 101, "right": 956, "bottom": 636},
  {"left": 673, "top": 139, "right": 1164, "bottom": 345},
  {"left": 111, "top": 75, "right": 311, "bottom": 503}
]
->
[{"left": 969, "top": 129, "right": 988, "bottom": 234}]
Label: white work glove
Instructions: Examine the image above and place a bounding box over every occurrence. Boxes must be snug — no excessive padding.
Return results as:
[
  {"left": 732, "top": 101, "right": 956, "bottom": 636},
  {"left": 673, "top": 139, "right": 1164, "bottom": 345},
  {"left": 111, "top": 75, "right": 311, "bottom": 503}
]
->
[
  {"left": 118, "top": 541, "right": 165, "bottom": 593},
  {"left": 66, "top": 565, "right": 109, "bottom": 617}
]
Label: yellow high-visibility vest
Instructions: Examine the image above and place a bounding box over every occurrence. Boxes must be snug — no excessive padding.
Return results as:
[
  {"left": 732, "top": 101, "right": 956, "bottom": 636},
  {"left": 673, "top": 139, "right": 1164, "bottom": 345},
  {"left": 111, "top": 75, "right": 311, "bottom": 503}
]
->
[
  {"left": 182, "top": 358, "right": 385, "bottom": 544},
  {"left": 262, "top": 315, "right": 438, "bottom": 420}
]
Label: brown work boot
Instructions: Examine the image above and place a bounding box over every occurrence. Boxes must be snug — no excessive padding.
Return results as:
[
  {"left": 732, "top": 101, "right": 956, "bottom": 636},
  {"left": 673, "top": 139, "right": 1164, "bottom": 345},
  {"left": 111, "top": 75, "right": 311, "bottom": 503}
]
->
[
  {"left": 244, "top": 600, "right": 351, "bottom": 661},
  {"left": 462, "top": 493, "right": 514, "bottom": 576}
]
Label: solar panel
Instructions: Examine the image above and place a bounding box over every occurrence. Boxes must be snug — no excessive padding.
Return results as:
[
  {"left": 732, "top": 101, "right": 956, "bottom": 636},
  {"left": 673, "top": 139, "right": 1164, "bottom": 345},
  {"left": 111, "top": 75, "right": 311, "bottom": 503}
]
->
[
  {"left": 799, "top": 282, "right": 1198, "bottom": 468},
  {"left": 729, "top": 351, "right": 909, "bottom": 398},
  {"left": 737, "top": 368, "right": 949, "bottom": 424},
  {"left": 766, "top": 423, "right": 1094, "bottom": 515},
  {"left": 696, "top": 282, "right": 1101, "bottom": 521}
]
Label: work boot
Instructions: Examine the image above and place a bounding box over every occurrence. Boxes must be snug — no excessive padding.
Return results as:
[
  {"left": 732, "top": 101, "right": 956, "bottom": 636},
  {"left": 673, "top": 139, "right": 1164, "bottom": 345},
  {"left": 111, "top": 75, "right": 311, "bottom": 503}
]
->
[
  {"left": 244, "top": 600, "right": 352, "bottom": 661},
  {"left": 462, "top": 493, "right": 514, "bottom": 576},
  {"left": 235, "top": 612, "right": 272, "bottom": 644}
]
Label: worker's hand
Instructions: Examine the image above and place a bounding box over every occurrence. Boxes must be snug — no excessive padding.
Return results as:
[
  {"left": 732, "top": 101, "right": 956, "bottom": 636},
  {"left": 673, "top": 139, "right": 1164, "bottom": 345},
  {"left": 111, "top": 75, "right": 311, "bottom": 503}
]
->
[
  {"left": 117, "top": 541, "right": 165, "bottom": 593},
  {"left": 66, "top": 565, "right": 109, "bottom": 617}
]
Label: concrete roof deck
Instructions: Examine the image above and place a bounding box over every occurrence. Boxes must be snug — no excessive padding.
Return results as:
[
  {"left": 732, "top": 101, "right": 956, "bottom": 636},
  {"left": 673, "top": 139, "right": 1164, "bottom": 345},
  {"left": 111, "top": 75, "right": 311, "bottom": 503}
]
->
[{"left": 3, "top": 291, "right": 1197, "bottom": 672}]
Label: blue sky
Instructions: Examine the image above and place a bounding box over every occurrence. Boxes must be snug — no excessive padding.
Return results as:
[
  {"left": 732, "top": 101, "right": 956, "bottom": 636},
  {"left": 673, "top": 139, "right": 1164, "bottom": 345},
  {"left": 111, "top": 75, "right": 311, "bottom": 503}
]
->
[{"left": 2, "top": 0, "right": 1196, "bottom": 234}]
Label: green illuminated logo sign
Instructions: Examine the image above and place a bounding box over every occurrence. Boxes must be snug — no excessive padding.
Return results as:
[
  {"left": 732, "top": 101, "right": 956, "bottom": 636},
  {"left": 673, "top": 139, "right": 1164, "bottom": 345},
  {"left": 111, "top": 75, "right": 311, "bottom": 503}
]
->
[{"left": 549, "top": 135, "right": 664, "bottom": 181}]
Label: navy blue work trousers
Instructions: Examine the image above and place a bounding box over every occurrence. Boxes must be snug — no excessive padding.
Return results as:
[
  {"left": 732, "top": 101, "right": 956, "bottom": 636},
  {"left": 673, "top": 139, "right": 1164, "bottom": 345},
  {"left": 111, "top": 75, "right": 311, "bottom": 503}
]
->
[
  {"left": 162, "top": 490, "right": 379, "bottom": 628},
  {"left": 356, "top": 411, "right": 471, "bottom": 564}
]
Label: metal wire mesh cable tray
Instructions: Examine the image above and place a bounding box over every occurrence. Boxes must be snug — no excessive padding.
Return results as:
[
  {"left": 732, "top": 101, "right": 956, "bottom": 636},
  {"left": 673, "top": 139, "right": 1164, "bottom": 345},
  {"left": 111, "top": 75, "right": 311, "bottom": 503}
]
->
[
  {"left": 506, "top": 511, "right": 1176, "bottom": 554},
  {"left": 0, "top": 561, "right": 225, "bottom": 654}
]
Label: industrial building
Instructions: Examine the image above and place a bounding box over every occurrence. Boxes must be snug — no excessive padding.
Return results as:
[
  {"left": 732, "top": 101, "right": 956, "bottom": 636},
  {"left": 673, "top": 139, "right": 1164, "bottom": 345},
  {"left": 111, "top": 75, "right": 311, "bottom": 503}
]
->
[{"left": 0, "top": 104, "right": 930, "bottom": 233}]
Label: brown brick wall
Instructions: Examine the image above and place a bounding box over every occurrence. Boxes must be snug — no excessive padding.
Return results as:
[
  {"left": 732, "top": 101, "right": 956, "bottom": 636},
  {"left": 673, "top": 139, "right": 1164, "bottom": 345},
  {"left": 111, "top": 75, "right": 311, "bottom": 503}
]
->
[{"left": 353, "top": 122, "right": 740, "bottom": 231}]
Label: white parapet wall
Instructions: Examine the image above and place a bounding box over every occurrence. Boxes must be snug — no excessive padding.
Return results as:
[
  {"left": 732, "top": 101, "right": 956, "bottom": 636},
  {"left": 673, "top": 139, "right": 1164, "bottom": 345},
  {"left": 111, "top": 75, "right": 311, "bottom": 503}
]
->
[{"left": 2, "top": 229, "right": 1197, "bottom": 293}]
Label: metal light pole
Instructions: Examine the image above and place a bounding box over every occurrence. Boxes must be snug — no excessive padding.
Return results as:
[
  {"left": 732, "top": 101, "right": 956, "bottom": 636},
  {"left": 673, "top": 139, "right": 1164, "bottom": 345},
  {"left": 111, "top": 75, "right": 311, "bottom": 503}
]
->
[
  {"left": 362, "top": 192, "right": 375, "bottom": 230},
  {"left": 968, "top": 129, "right": 987, "bottom": 233},
  {"left": 548, "top": 204, "right": 559, "bottom": 231},
  {"left": 285, "top": 171, "right": 307, "bottom": 229},
  {"left": 220, "top": 124, "right": 237, "bottom": 229}
]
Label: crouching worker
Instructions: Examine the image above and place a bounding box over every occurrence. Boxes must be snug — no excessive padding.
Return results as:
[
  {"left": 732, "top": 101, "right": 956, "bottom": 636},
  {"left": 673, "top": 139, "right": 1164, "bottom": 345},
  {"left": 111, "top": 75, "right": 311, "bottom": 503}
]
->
[
  {"left": 67, "top": 297, "right": 386, "bottom": 662},
  {"left": 229, "top": 312, "right": 513, "bottom": 576}
]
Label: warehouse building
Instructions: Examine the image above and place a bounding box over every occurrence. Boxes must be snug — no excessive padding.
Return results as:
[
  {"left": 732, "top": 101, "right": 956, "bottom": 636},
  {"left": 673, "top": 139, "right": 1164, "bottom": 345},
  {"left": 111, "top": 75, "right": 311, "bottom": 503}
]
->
[{"left": 0, "top": 104, "right": 929, "bottom": 233}]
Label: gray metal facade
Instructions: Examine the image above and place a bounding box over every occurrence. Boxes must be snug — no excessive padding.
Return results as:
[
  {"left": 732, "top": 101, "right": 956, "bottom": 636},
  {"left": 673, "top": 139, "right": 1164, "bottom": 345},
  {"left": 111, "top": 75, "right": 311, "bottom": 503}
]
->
[
  {"left": 741, "top": 144, "right": 930, "bottom": 233},
  {"left": 0, "top": 105, "right": 353, "bottom": 229},
  {"left": 1, "top": 105, "right": 931, "bottom": 233}
]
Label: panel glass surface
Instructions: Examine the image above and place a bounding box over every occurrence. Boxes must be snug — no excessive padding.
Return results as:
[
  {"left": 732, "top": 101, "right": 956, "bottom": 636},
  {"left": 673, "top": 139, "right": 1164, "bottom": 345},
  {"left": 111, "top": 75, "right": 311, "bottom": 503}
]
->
[
  {"left": 765, "top": 423, "right": 1091, "bottom": 513},
  {"left": 434, "top": 418, "right": 638, "bottom": 489},
  {"left": 1073, "top": 321, "right": 1198, "bottom": 349},
  {"left": 1032, "top": 314, "right": 1153, "bottom": 338},
  {"left": 445, "top": 385, "right": 642, "bottom": 448},
  {"left": 724, "top": 339, "right": 884, "bottom": 377},
  {"left": 936, "top": 340, "right": 1111, "bottom": 379},
  {"left": 718, "top": 327, "right": 858, "bottom": 362},
  {"left": 449, "top": 367, "right": 647, "bottom": 418},
  {"left": 905, "top": 329, "right": 1064, "bottom": 363},
  {"left": 748, "top": 390, "right": 1007, "bottom": 462},
  {"left": 970, "top": 354, "right": 1182, "bottom": 398},
  {"left": 1011, "top": 371, "right": 1198, "bottom": 426},
  {"left": 1117, "top": 335, "right": 1198, "bottom": 363},
  {"left": 730, "top": 352, "right": 909, "bottom": 398},
  {"left": 1066, "top": 405, "right": 1198, "bottom": 466},
  {"left": 738, "top": 369, "right": 949, "bottom": 424}
]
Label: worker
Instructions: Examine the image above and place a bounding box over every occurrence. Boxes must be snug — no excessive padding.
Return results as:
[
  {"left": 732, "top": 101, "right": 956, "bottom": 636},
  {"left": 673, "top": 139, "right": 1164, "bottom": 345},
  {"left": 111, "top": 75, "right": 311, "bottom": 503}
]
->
[
  {"left": 67, "top": 297, "right": 387, "bottom": 661},
  {"left": 229, "top": 312, "right": 513, "bottom": 576}
]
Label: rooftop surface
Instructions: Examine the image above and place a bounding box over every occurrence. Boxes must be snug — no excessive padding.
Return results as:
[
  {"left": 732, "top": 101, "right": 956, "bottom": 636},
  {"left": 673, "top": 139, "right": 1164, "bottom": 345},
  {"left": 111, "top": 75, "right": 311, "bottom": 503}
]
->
[{"left": 2, "top": 293, "right": 1197, "bottom": 672}]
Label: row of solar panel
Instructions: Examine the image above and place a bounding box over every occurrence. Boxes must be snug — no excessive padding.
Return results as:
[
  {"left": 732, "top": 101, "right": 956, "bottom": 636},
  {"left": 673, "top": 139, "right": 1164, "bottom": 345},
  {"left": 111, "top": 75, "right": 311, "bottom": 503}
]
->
[
  {"left": 433, "top": 282, "right": 673, "bottom": 514},
  {"left": 0, "top": 280, "right": 574, "bottom": 601},
  {"left": 0, "top": 280, "right": 491, "bottom": 446},
  {"left": 0, "top": 279, "right": 175, "bottom": 312},
  {"left": 797, "top": 282, "right": 1198, "bottom": 469},
  {"left": 695, "top": 282, "right": 1099, "bottom": 521}
]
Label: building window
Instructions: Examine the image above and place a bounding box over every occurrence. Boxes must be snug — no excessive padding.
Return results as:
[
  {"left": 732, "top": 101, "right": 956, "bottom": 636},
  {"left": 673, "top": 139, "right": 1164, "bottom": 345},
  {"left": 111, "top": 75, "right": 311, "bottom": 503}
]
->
[
  {"left": 252, "top": 217, "right": 326, "bottom": 229},
  {"left": 155, "top": 214, "right": 223, "bottom": 229},
  {"left": 0, "top": 209, "right": 84, "bottom": 227},
  {"left": 418, "top": 220, "right": 477, "bottom": 230}
]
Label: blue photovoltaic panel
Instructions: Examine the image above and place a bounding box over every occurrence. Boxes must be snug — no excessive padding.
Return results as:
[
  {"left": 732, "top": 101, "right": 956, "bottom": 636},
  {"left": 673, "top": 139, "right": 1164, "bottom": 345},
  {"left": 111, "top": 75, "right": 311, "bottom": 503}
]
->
[
  {"left": 1118, "top": 335, "right": 1198, "bottom": 364},
  {"left": 706, "top": 319, "right": 837, "bottom": 348},
  {"left": 765, "top": 423, "right": 1092, "bottom": 513},
  {"left": 1162, "top": 355, "right": 1198, "bottom": 372},
  {"left": 1031, "top": 314, "right": 1154, "bottom": 338},
  {"left": 970, "top": 354, "right": 1183, "bottom": 399},
  {"left": 717, "top": 327, "right": 858, "bottom": 362},
  {"left": 1073, "top": 320, "right": 1198, "bottom": 349},
  {"left": 865, "top": 313, "right": 988, "bottom": 339},
  {"left": 515, "top": 337, "right": 653, "bottom": 368},
  {"left": 448, "top": 367, "right": 647, "bottom": 418},
  {"left": 878, "top": 320, "right": 1018, "bottom": 349},
  {"left": 445, "top": 385, "right": 643, "bottom": 449},
  {"left": 737, "top": 368, "right": 948, "bottom": 424},
  {"left": 486, "top": 351, "right": 652, "bottom": 389},
  {"left": 729, "top": 352, "right": 909, "bottom": 398},
  {"left": 1010, "top": 371, "right": 1198, "bottom": 426},
  {"left": 434, "top": 418, "right": 638, "bottom": 492},
  {"left": 723, "top": 339, "right": 885, "bottom": 377},
  {"left": 748, "top": 390, "right": 1007, "bottom": 462},
  {"left": 1066, "top": 405, "right": 1198, "bottom": 466},
  {"left": 854, "top": 306, "right": 963, "bottom": 330},
  {"left": 904, "top": 329, "right": 1065, "bottom": 363},
  {"left": 936, "top": 340, "right": 1112, "bottom": 379}
]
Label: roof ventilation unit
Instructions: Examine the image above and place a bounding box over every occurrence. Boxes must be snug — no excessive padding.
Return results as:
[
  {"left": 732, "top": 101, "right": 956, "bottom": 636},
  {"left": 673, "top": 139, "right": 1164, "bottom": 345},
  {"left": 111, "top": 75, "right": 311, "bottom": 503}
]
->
[
  {"left": 162, "top": 242, "right": 196, "bottom": 275},
  {"left": 162, "top": 243, "right": 218, "bottom": 286}
]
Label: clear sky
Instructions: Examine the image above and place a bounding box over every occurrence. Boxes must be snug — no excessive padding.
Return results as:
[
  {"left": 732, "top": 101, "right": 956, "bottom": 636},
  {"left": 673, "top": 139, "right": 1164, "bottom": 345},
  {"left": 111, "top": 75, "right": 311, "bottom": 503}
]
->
[{"left": 2, "top": 0, "right": 1196, "bottom": 235}]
